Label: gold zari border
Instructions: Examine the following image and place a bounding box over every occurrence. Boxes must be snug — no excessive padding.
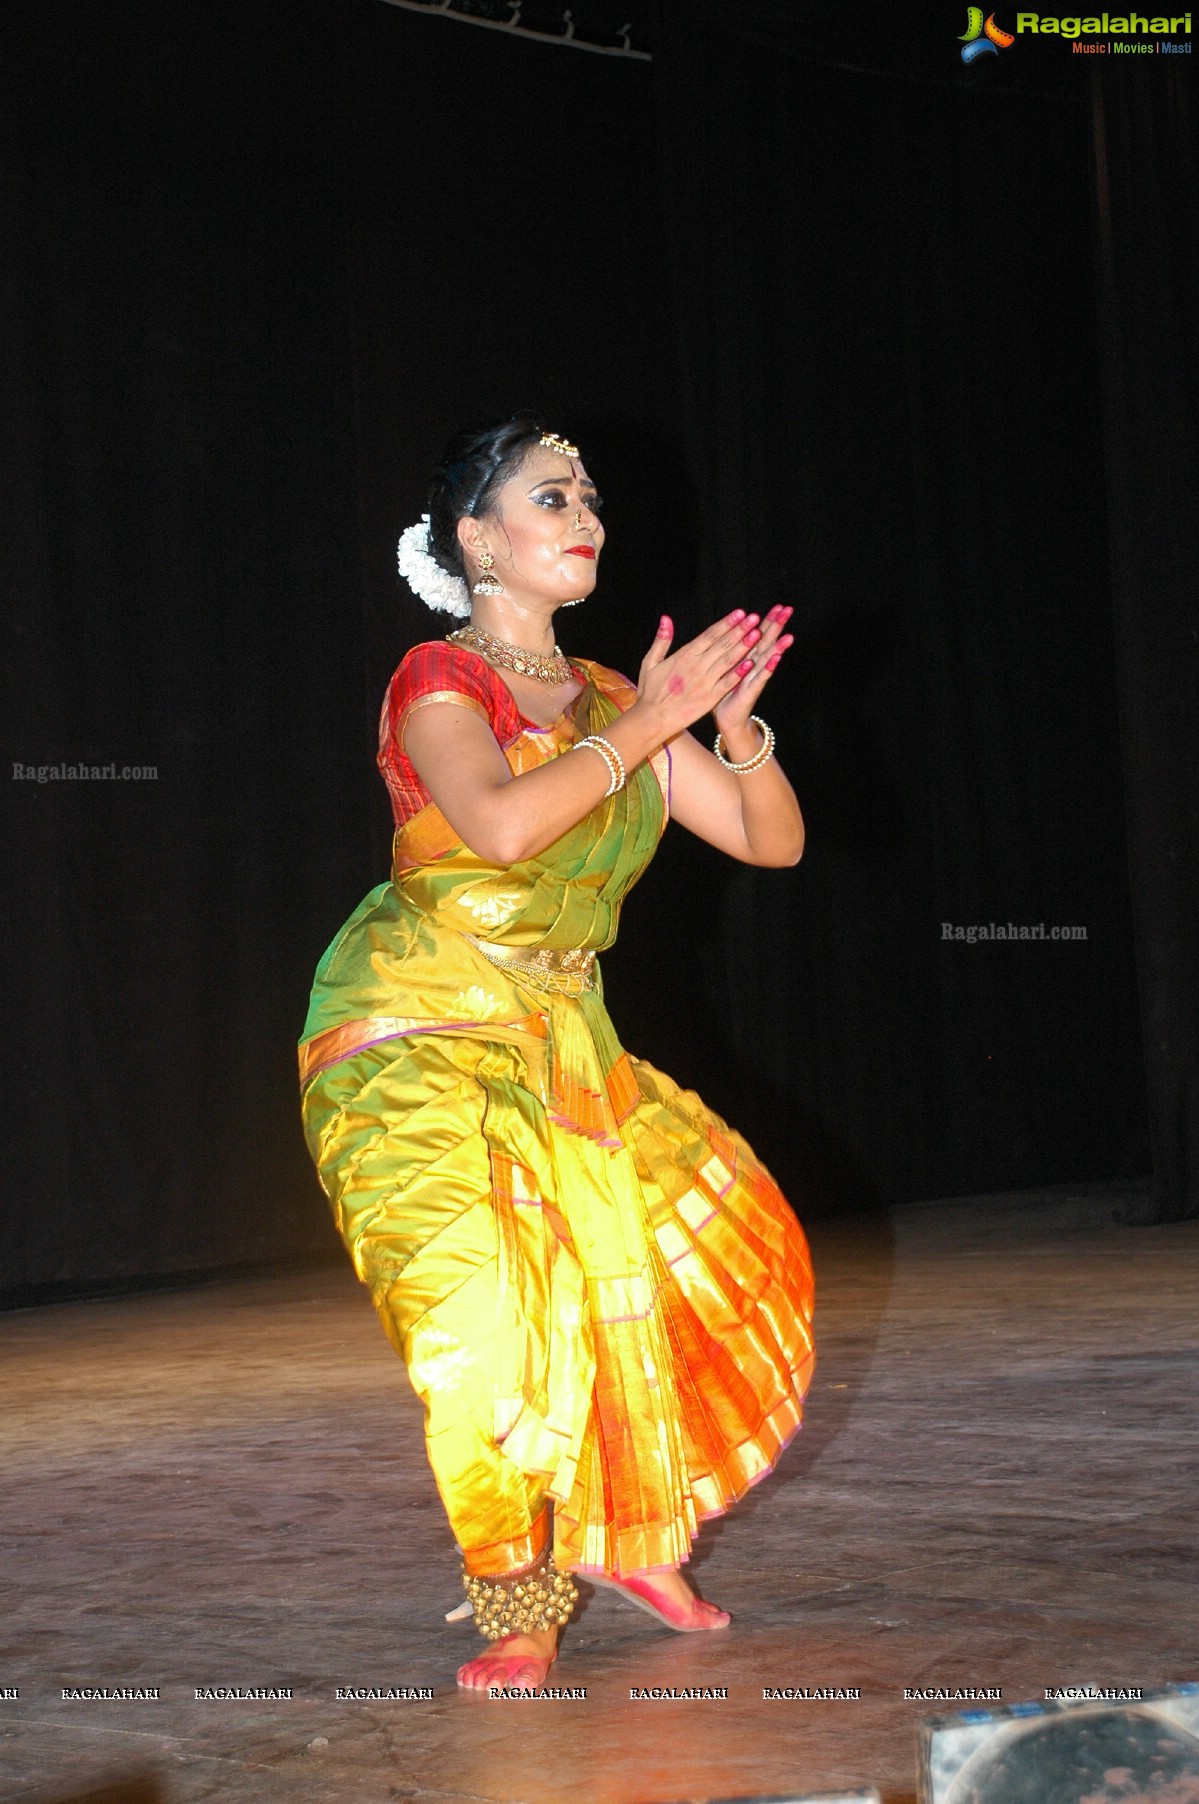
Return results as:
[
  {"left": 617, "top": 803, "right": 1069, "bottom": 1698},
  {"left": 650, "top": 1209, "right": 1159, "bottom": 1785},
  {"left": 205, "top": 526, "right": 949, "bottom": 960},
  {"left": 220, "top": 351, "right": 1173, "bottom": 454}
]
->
[
  {"left": 397, "top": 689, "right": 489, "bottom": 756},
  {"left": 298, "top": 1010, "right": 549, "bottom": 1089},
  {"left": 464, "top": 934, "right": 597, "bottom": 995}
]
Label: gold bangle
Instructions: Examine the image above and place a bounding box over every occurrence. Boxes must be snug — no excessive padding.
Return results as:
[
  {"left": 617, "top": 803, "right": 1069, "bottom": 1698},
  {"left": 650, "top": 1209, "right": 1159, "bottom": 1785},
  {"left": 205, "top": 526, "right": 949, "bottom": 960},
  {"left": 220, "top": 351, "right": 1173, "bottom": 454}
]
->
[
  {"left": 713, "top": 715, "right": 775, "bottom": 773},
  {"left": 575, "top": 733, "right": 625, "bottom": 795}
]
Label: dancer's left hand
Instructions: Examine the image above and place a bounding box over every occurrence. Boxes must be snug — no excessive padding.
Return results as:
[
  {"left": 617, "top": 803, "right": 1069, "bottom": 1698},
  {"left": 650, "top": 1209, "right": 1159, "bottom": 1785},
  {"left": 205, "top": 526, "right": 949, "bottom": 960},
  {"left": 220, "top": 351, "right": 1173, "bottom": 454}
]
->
[{"left": 711, "top": 605, "right": 794, "bottom": 740}]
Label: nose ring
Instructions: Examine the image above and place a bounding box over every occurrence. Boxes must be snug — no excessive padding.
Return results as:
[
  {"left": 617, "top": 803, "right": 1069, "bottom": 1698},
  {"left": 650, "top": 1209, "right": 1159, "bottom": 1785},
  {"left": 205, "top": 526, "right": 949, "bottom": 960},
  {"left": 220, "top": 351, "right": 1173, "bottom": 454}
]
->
[{"left": 573, "top": 509, "right": 583, "bottom": 530}]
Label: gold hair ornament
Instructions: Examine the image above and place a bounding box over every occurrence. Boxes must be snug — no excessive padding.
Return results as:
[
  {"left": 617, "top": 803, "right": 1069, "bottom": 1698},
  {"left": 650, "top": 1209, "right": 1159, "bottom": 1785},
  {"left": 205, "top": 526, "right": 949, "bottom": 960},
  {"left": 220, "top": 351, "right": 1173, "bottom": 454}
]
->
[{"left": 539, "top": 432, "right": 580, "bottom": 458}]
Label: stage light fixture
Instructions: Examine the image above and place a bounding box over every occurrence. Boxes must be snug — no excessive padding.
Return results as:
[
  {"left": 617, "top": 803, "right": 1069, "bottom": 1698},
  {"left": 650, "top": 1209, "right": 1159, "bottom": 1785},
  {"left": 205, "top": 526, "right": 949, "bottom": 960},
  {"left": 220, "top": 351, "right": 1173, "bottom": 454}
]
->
[
  {"left": 920, "top": 1682, "right": 1199, "bottom": 1803},
  {"left": 654, "top": 1792, "right": 881, "bottom": 1803}
]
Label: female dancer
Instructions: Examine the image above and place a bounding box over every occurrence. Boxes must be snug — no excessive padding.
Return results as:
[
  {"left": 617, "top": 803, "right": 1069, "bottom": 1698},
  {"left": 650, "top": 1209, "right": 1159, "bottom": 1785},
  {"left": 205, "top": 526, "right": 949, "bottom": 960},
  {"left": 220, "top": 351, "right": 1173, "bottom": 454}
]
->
[{"left": 298, "top": 415, "right": 815, "bottom": 1693}]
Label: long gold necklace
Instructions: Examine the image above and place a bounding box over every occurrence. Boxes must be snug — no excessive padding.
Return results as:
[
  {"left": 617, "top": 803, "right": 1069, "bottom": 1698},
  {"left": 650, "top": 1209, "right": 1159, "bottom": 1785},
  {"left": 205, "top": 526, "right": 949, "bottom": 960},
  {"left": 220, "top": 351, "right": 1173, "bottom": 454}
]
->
[{"left": 447, "top": 623, "right": 575, "bottom": 686}]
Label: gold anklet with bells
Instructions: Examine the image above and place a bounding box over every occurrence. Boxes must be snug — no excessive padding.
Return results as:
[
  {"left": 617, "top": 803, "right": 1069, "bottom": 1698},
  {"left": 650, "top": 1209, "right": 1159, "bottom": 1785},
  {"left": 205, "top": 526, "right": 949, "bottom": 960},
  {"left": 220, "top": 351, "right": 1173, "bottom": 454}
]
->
[{"left": 462, "top": 1551, "right": 579, "bottom": 1641}]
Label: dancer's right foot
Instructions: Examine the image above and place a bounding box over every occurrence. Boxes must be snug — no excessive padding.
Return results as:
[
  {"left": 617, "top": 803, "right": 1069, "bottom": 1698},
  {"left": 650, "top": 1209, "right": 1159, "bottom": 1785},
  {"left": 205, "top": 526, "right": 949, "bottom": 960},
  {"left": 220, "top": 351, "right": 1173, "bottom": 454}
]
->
[
  {"left": 592, "top": 1567, "right": 730, "bottom": 1631},
  {"left": 456, "top": 1627, "right": 559, "bottom": 1692}
]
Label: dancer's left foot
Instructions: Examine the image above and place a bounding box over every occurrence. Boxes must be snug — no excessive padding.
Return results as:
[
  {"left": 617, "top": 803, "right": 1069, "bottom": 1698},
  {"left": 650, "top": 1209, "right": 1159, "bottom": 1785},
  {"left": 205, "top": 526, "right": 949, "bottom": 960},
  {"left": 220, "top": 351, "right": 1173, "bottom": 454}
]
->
[
  {"left": 591, "top": 1567, "right": 730, "bottom": 1631},
  {"left": 456, "top": 1628, "right": 558, "bottom": 1692}
]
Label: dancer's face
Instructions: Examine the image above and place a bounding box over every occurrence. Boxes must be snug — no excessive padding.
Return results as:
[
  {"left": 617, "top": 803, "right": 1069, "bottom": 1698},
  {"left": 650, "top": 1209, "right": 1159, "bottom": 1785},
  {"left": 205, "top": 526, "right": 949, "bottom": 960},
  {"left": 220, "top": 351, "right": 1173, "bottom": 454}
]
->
[{"left": 459, "top": 446, "right": 605, "bottom": 609}]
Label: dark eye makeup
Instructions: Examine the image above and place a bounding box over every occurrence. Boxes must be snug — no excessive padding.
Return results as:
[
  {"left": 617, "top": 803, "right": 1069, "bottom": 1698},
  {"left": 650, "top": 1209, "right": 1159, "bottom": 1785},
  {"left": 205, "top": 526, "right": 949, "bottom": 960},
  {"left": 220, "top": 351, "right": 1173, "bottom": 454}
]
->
[{"left": 534, "top": 488, "right": 604, "bottom": 513}]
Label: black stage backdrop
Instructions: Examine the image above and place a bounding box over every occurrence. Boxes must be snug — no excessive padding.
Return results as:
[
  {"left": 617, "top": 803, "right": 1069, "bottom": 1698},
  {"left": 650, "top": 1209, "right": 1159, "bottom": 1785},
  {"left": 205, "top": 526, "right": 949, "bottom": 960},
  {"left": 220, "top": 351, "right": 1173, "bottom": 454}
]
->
[
  {"left": 1089, "top": 68, "right": 1199, "bottom": 1225},
  {"left": 1, "top": 2, "right": 1192, "bottom": 1293}
]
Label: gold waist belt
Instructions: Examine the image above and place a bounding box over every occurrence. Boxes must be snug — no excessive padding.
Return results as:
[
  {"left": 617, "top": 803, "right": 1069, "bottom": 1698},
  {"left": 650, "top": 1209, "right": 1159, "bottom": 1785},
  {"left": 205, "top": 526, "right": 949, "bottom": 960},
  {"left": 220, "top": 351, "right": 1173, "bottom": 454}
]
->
[{"left": 464, "top": 933, "right": 597, "bottom": 996}]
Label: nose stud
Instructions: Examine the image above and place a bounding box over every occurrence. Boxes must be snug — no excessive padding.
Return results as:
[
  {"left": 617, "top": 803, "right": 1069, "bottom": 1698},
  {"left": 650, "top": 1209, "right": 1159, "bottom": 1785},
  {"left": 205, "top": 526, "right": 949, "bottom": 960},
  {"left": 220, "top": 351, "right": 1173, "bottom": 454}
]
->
[{"left": 573, "top": 510, "right": 583, "bottom": 530}]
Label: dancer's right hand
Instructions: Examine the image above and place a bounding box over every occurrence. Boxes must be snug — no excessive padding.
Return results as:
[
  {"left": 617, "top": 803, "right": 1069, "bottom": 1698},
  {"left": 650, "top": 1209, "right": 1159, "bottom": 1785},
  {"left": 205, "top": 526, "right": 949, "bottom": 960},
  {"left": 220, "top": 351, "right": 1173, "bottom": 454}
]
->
[{"left": 634, "top": 611, "right": 762, "bottom": 739}]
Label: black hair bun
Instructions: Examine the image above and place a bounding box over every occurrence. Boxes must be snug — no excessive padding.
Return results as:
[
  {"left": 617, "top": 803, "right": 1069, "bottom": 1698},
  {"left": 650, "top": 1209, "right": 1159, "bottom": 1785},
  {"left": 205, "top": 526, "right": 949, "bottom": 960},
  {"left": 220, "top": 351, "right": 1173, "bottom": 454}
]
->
[{"left": 426, "top": 411, "right": 559, "bottom": 579}]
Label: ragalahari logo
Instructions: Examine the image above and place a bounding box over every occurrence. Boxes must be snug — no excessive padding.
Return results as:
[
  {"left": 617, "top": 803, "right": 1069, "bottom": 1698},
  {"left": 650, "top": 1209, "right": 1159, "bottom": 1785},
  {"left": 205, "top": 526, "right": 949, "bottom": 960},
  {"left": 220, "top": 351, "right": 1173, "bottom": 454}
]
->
[{"left": 959, "top": 7, "right": 1017, "bottom": 57}]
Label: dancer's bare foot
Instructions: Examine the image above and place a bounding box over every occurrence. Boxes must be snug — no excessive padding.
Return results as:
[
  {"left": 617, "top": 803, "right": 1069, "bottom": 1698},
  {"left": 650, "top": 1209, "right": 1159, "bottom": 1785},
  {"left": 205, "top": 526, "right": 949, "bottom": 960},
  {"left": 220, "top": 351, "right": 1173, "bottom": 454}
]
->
[
  {"left": 456, "top": 1627, "right": 559, "bottom": 1692},
  {"left": 592, "top": 1567, "right": 730, "bottom": 1631}
]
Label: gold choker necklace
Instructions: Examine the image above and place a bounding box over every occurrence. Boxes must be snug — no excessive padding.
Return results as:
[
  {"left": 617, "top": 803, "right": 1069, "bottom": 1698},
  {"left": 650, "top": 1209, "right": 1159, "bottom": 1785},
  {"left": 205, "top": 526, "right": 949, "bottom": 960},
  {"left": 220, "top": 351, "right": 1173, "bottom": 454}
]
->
[{"left": 448, "top": 623, "right": 574, "bottom": 686}]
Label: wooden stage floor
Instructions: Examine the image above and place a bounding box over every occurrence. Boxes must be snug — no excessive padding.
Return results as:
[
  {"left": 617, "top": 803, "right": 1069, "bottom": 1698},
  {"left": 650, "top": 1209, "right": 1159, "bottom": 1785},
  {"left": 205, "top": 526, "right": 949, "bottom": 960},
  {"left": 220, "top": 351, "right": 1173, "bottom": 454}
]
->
[{"left": 2, "top": 1181, "right": 1196, "bottom": 1803}]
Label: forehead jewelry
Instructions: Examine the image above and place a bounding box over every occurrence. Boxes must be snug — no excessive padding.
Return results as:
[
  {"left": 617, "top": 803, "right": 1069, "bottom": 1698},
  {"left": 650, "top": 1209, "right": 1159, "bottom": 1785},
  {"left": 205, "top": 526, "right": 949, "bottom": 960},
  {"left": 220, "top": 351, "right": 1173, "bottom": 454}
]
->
[{"left": 539, "top": 432, "right": 579, "bottom": 458}]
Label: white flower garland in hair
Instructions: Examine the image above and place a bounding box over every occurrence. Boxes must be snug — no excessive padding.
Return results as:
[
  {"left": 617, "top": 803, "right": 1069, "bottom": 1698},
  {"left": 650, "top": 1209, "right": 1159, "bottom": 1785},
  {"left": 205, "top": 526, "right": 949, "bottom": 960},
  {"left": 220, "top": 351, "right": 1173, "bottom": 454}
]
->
[{"left": 396, "top": 515, "right": 471, "bottom": 619}]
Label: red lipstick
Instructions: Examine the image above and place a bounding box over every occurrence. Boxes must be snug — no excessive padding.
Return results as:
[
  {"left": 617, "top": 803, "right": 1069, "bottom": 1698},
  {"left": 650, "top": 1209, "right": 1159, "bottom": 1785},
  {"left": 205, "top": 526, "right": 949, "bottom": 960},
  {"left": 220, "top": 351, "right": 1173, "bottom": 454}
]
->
[{"left": 565, "top": 546, "right": 596, "bottom": 559}]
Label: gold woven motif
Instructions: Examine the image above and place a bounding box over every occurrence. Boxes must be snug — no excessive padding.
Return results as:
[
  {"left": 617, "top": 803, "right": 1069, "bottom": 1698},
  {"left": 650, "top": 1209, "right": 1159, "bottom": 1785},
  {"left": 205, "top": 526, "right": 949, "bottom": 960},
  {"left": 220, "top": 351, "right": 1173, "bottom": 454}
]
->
[{"left": 464, "top": 933, "right": 596, "bottom": 994}]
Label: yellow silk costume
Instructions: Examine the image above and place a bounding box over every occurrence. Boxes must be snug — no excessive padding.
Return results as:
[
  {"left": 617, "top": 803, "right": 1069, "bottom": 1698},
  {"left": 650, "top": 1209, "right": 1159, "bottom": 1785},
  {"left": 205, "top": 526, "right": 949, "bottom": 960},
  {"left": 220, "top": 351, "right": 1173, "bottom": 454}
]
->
[{"left": 298, "top": 641, "right": 815, "bottom": 1579}]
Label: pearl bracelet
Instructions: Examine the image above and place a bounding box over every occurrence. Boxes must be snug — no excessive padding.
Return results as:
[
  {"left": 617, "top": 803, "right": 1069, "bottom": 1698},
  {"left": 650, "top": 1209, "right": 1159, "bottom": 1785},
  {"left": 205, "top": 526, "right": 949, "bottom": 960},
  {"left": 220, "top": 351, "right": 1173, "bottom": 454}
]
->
[
  {"left": 575, "top": 733, "right": 626, "bottom": 795},
  {"left": 713, "top": 715, "right": 775, "bottom": 774}
]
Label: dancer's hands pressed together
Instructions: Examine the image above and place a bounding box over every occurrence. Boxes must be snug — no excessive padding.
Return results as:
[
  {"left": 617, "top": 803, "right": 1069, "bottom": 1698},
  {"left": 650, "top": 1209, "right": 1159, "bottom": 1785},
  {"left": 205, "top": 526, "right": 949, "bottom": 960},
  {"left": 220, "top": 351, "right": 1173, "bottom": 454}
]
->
[
  {"left": 641, "top": 604, "right": 803, "bottom": 868},
  {"left": 710, "top": 605, "right": 794, "bottom": 752},
  {"left": 403, "top": 606, "right": 758, "bottom": 866},
  {"left": 403, "top": 606, "right": 798, "bottom": 868},
  {"left": 634, "top": 607, "right": 781, "bottom": 741}
]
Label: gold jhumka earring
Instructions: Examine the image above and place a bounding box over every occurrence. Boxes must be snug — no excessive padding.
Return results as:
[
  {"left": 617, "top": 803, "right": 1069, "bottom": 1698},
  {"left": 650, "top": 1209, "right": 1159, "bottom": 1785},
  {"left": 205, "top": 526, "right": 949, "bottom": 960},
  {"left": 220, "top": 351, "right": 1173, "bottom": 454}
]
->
[{"left": 472, "top": 551, "right": 504, "bottom": 596}]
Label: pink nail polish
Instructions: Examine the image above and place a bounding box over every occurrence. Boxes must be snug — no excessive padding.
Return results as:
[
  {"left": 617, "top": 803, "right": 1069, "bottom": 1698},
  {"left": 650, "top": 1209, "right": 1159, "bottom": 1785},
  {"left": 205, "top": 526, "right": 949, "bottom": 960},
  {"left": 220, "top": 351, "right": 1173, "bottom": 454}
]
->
[
  {"left": 736, "top": 658, "right": 754, "bottom": 675},
  {"left": 729, "top": 609, "right": 746, "bottom": 623},
  {"left": 742, "top": 628, "right": 760, "bottom": 644},
  {"left": 766, "top": 653, "right": 781, "bottom": 670}
]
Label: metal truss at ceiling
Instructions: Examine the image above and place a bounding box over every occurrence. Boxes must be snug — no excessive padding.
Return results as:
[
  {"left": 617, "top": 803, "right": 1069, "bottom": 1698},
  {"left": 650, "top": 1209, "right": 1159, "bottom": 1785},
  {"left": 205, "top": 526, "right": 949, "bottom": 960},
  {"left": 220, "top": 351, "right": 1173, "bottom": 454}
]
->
[{"left": 376, "top": 0, "right": 652, "bottom": 61}]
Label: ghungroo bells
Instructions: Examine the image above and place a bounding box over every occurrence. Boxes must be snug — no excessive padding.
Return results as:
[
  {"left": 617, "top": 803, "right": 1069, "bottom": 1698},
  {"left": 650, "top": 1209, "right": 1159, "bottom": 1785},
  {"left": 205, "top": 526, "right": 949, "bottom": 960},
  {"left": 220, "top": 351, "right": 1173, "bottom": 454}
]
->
[{"left": 462, "top": 1551, "right": 580, "bottom": 1641}]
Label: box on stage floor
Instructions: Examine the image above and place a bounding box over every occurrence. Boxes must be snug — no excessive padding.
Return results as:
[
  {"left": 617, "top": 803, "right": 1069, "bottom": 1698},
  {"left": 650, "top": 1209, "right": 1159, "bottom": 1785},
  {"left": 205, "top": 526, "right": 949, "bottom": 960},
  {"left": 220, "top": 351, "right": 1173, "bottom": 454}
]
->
[{"left": 918, "top": 1681, "right": 1199, "bottom": 1804}]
